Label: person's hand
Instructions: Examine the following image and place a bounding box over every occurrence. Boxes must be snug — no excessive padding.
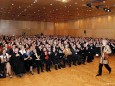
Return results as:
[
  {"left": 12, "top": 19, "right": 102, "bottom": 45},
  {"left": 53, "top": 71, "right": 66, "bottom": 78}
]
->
[
  {"left": 8, "top": 55, "right": 11, "bottom": 58},
  {"left": 29, "top": 57, "right": 32, "bottom": 60},
  {"left": 16, "top": 54, "right": 20, "bottom": 57}
]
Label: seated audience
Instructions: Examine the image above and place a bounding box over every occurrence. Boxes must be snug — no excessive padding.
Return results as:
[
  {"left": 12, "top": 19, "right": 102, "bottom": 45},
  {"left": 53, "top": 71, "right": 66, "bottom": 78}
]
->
[{"left": 0, "top": 35, "right": 114, "bottom": 78}]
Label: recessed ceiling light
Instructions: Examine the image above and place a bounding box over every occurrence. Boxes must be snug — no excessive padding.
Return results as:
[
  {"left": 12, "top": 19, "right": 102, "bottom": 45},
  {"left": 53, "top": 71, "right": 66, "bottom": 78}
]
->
[
  {"left": 34, "top": 0, "right": 37, "bottom": 3},
  {"left": 12, "top": 3, "right": 14, "bottom": 6},
  {"left": 19, "top": 6, "right": 21, "bottom": 8},
  {"left": 75, "top": 2, "right": 77, "bottom": 4},
  {"left": 24, "top": 9, "right": 27, "bottom": 11},
  {"left": 103, "top": 1, "right": 106, "bottom": 3},
  {"left": 50, "top": 3, "right": 53, "bottom": 6}
]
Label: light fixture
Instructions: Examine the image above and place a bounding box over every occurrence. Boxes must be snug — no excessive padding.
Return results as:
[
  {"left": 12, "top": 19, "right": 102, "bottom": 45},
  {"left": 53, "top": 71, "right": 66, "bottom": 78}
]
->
[
  {"left": 50, "top": 3, "right": 53, "bottom": 6},
  {"left": 55, "top": 0, "right": 71, "bottom": 3},
  {"left": 34, "top": 0, "right": 37, "bottom": 3},
  {"left": 103, "top": 8, "right": 111, "bottom": 12}
]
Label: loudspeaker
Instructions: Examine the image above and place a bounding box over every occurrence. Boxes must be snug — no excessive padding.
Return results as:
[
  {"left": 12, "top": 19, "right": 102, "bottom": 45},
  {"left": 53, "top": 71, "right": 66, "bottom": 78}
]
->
[{"left": 84, "top": 30, "right": 86, "bottom": 34}]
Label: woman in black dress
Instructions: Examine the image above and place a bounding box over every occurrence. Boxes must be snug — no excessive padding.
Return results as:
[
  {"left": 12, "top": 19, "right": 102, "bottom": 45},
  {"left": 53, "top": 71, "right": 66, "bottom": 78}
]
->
[{"left": 10, "top": 47, "right": 25, "bottom": 77}]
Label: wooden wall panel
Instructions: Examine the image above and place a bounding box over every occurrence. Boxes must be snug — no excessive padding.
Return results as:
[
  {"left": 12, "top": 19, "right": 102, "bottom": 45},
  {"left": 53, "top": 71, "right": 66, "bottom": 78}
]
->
[
  {"left": 0, "top": 20, "right": 54, "bottom": 36},
  {"left": 54, "top": 15, "right": 115, "bottom": 39},
  {"left": 0, "top": 15, "right": 114, "bottom": 39}
]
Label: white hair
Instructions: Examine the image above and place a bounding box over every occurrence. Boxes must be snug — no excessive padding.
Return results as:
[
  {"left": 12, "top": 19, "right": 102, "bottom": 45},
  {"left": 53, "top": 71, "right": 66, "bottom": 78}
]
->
[{"left": 102, "top": 39, "right": 108, "bottom": 46}]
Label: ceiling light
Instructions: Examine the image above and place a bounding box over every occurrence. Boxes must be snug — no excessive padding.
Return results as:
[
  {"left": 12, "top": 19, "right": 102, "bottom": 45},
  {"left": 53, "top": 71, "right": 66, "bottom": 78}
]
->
[
  {"left": 19, "top": 6, "right": 21, "bottom": 8},
  {"left": 50, "top": 3, "right": 53, "bottom": 6},
  {"left": 34, "top": 0, "right": 37, "bottom": 3},
  {"left": 75, "top": 2, "right": 77, "bottom": 4},
  {"left": 103, "top": 1, "right": 106, "bottom": 3},
  {"left": 55, "top": 0, "right": 70, "bottom": 3}
]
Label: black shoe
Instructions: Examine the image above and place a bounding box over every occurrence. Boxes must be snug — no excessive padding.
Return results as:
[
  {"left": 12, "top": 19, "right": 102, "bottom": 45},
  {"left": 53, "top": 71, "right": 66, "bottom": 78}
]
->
[
  {"left": 41, "top": 70, "right": 44, "bottom": 72},
  {"left": 17, "top": 73, "right": 23, "bottom": 77},
  {"left": 38, "top": 72, "right": 40, "bottom": 74},
  {"left": 55, "top": 65, "right": 58, "bottom": 70},
  {"left": 58, "top": 65, "right": 61, "bottom": 69},
  {"left": 30, "top": 71, "right": 34, "bottom": 75},
  {"left": 83, "top": 63, "right": 86, "bottom": 65},
  {"left": 63, "top": 65, "right": 66, "bottom": 68},
  {"left": 96, "top": 74, "right": 101, "bottom": 76},
  {"left": 73, "top": 63, "right": 77, "bottom": 66},
  {"left": 69, "top": 64, "right": 71, "bottom": 67},
  {"left": 109, "top": 69, "right": 111, "bottom": 74}
]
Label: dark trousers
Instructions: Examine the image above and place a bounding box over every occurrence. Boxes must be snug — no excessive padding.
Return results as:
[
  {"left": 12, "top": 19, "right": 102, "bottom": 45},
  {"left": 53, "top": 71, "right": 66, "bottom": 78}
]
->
[
  {"left": 63, "top": 55, "right": 72, "bottom": 67},
  {"left": 72, "top": 55, "right": 77, "bottom": 65},
  {"left": 45, "top": 59, "right": 51, "bottom": 71},
  {"left": 36, "top": 60, "right": 43, "bottom": 74},
  {"left": 24, "top": 60, "right": 34, "bottom": 71},
  {"left": 87, "top": 54, "right": 94, "bottom": 62},
  {"left": 0, "top": 63, "right": 6, "bottom": 72},
  {"left": 82, "top": 54, "right": 86, "bottom": 64},
  {"left": 98, "top": 63, "right": 111, "bottom": 75}
]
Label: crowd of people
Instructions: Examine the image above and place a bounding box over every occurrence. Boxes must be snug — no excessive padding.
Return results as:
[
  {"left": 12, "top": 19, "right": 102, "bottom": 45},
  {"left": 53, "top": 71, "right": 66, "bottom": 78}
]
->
[{"left": 0, "top": 35, "right": 115, "bottom": 78}]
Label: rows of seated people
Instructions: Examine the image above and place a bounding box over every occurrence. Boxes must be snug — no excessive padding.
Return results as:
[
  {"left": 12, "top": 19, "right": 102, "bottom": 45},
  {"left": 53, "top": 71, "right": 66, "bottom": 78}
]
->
[{"left": 0, "top": 35, "right": 115, "bottom": 78}]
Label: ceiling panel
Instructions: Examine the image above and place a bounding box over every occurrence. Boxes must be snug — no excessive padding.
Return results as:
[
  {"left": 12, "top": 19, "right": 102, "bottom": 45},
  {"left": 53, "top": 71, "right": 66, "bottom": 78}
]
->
[{"left": 0, "top": 0, "right": 114, "bottom": 22}]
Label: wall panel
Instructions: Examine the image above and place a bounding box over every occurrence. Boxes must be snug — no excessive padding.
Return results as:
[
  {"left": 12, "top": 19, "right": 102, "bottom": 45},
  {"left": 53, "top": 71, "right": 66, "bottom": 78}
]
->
[
  {"left": 54, "top": 15, "right": 115, "bottom": 39},
  {"left": 0, "top": 14, "right": 114, "bottom": 39}
]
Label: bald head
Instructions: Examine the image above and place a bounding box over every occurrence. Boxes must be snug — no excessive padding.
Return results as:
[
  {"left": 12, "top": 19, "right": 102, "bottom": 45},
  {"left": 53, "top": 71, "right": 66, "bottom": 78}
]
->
[{"left": 102, "top": 39, "right": 108, "bottom": 46}]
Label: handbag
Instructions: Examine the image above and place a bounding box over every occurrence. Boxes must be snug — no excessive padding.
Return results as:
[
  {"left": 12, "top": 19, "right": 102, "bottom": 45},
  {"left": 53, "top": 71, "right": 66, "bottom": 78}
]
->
[{"left": 104, "top": 53, "right": 109, "bottom": 60}]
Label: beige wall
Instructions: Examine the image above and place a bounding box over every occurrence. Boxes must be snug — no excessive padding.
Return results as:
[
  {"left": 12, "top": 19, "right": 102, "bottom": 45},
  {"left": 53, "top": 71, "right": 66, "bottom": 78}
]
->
[
  {"left": 54, "top": 14, "right": 115, "bottom": 39},
  {"left": 0, "top": 14, "right": 115, "bottom": 39},
  {"left": 0, "top": 20, "right": 54, "bottom": 36}
]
